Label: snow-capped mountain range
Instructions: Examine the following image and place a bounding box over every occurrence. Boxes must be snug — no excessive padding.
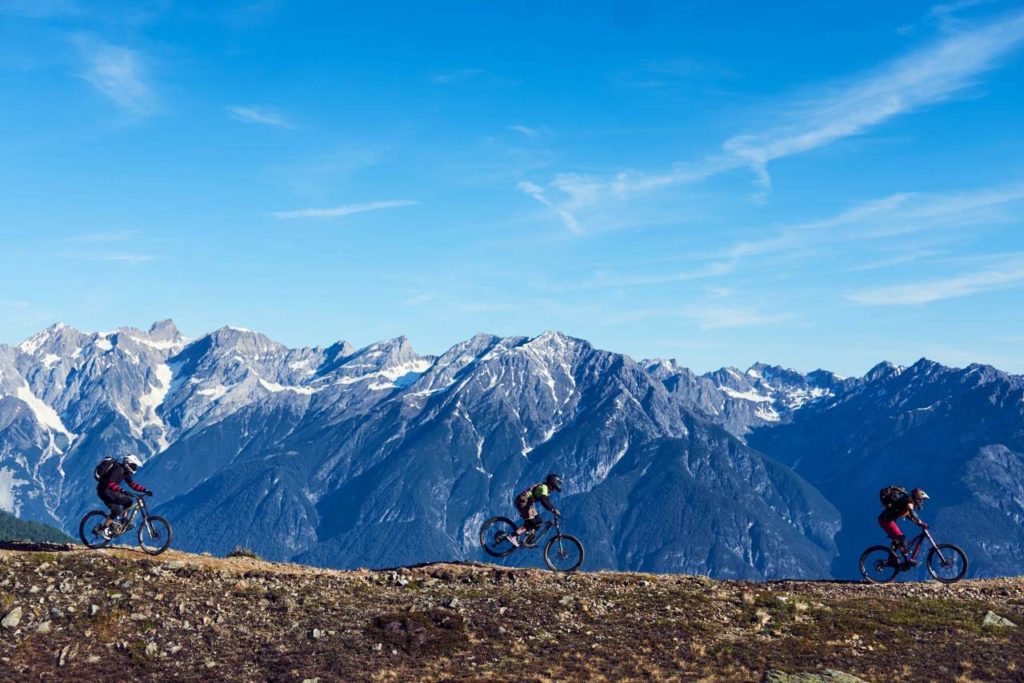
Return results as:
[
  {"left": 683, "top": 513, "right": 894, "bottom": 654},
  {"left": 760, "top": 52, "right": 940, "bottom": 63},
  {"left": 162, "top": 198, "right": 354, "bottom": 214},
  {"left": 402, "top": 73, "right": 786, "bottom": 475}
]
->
[{"left": 1, "top": 320, "right": 1021, "bottom": 579}]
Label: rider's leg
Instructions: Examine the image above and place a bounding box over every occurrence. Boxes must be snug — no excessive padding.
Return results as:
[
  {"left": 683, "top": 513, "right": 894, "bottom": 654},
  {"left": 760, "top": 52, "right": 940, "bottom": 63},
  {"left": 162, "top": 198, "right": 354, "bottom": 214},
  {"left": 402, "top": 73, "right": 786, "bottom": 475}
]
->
[{"left": 879, "top": 518, "right": 907, "bottom": 558}]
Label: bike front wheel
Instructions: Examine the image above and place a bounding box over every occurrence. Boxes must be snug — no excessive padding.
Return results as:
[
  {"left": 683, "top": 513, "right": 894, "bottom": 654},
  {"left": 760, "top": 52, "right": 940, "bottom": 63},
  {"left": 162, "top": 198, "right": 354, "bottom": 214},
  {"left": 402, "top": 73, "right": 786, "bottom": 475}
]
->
[
  {"left": 79, "top": 510, "right": 112, "bottom": 549},
  {"left": 479, "top": 516, "right": 519, "bottom": 557},
  {"left": 927, "top": 543, "right": 968, "bottom": 583},
  {"left": 859, "top": 545, "right": 899, "bottom": 583},
  {"left": 543, "top": 534, "right": 584, "bottom": 572},
  {"left": 138, "top": 515, "right": 173, "bottom": 555}
]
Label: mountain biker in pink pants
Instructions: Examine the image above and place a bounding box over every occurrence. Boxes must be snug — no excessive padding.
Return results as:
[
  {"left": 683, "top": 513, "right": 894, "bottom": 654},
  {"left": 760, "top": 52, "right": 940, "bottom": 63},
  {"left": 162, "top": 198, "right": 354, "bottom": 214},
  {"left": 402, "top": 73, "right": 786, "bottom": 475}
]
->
[{"left": 879, "top": 487, "right": 929, "bottom": 567}]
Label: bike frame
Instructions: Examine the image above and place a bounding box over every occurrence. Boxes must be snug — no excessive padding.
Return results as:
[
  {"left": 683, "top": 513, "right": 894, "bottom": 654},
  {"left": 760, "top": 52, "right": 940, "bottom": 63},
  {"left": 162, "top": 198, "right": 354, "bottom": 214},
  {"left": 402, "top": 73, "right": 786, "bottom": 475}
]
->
[
  {"left": 901, "top": 527, "right": 949, "bottom": 565},
  {"left": 518, "top": 515, "right": 563, "bottom": 548},
  {"left": 115, "top": 495, "right": 152, "bottom": 535}
]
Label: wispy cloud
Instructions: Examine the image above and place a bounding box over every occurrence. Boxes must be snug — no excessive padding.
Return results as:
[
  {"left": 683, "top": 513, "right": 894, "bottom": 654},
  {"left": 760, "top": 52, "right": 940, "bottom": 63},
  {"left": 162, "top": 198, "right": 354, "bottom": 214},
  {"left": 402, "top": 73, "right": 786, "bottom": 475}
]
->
[
  {"left": 509, "top": 124, "right": 539, "bottom": 137},
  {"left": 612, "top": 57, "right": 733, "bottom": 88},
  {"left": 848, "top": 255, "right": 1024, "bottom": 305},
  {"left": 58, "top": 250, "right": 154, "bottom": 264},
  {"left": 544, "top": 261, "right": 734, "bottom": 292},
  {"left": 227, "top": 105, "right": 295, "bottom": 129},
  {"left": 604, "top": 303, "right": 792, "bottom": 329},
  {"left": 431, "top": 68, "right": 485, "bottom": 84},
  {"left": 520, "top": 9, "right": 1024, "bottom": 231},
  {"left": 517, "top": 181, "right": 582, "bottom": 234},
  {"left": 682, "top": 305, "right": 794, "bottom": 330},
  {"left": 76, "top": 38, "right": 154, "bottom": 114},
  {"left": 95, "top": 253, "right": 153, "bottom": 263},
  {"left": 727, "top": 179, "right": 1024, "bottom": 262},
  {"left": 67, "top": 230, "right": 141, "bottom": 243},
  {"left": 272, "top": 199, "right": 418, "bottom": 220}
]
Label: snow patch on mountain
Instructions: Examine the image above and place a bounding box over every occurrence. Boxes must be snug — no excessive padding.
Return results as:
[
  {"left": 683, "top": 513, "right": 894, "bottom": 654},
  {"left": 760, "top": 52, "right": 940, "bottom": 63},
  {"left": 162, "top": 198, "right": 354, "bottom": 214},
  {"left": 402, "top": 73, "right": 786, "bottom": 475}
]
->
[
  {"left": 0, "top": 467, "right": 28, "bottom": 514},
  {"left": 721, "top": 387, "right": 773, "bottom": 403},
  {"left": 259, "top": 378, "right": 319, "bottom": 395},
  {"left": 15, "top": 384, "right": 73, "bottom": 438}
]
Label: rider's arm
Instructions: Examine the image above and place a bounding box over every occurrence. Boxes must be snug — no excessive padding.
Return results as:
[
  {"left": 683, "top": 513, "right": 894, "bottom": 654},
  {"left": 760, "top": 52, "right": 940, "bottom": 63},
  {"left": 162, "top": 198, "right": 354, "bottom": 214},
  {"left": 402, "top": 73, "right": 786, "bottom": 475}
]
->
[
  {"left": 123, "top": 475, "right": 147, "bottom": 493},
  {"left": 907, "top": 505, "right": 924, "bottom": 525},
  {"left": 536, "top": 493, "right": 558, "bottom": 514}
]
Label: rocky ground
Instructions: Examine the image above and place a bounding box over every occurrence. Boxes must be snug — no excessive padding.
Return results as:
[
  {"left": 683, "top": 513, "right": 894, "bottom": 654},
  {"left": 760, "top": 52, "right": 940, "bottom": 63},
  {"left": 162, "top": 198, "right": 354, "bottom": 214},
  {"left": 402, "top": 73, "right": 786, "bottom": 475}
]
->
[{"left": 1, "top": 543, "right": 1022, "bottom": 682}]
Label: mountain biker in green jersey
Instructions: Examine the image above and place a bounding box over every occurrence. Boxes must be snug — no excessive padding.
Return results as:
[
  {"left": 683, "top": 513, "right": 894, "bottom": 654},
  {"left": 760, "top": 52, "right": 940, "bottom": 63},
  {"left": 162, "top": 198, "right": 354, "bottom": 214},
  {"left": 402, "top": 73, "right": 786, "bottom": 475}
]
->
[{"left": 506, "top": 473, "right": 562, "bottom": 548}]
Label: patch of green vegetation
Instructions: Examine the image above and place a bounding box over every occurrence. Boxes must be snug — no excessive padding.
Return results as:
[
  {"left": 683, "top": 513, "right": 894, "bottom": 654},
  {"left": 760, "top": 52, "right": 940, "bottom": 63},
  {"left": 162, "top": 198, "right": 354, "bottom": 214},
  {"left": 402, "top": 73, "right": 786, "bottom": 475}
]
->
[
  {"left": 226, "top": 546, "right": 260, "bottom": 559},
  {"left": 27, "top": 552, "right": 59, "bottom": 565},
  {"left": 0, "top": 511, "right": 75, "bottom": 544}
]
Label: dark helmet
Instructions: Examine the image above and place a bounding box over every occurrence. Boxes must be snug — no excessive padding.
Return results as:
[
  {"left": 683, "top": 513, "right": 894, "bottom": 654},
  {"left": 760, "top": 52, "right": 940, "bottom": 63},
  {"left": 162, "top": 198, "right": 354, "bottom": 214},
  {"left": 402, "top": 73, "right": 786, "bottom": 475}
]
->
[
  {"left": 122, "top": 454, "right": 142, "bottom": 474},
  {"left": 911, "top": 488, "right": 929, "bottom": 505},
  {"left": 545, "top": 473, "right": 563, "bottom": 493}
]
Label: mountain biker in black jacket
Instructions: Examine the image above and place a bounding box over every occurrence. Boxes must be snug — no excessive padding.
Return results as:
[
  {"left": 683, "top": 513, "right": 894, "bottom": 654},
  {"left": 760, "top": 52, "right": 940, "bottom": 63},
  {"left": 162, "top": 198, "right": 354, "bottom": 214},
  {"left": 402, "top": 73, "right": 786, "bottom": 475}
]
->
[
  {"left": 97, "top": 455, "right": 152, "bottom": 538},
  {"left": 506, "top": 473, "right": 562, "bottom": 548}
]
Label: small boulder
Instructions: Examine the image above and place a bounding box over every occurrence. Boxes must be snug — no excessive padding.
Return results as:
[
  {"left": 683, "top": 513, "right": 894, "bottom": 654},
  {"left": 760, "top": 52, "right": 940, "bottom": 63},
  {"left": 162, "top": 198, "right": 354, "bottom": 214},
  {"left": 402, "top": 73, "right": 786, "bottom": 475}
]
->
[
  {"left": 1, "top": 607, "right": 22, "bottom": 629},
  {"left": 982, "top": 611, "right": 1017, "bottom": 628},
  {"left": 36, "top": 620, "right": 52, "bottom": 634}
]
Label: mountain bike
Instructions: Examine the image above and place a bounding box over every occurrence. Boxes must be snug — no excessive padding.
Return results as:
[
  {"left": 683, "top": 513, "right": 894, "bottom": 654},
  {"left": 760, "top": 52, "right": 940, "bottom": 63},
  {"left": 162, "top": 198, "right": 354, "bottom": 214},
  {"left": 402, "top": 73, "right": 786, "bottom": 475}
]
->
[
  {"left": 479, "top": 513, "right": 584, "bottom": 572},
  {"left": 79, "top": 493, "right": 173, "bottom": 556},
  {"left": 859, "top": 526, "right": 968, "bottom": 584}
]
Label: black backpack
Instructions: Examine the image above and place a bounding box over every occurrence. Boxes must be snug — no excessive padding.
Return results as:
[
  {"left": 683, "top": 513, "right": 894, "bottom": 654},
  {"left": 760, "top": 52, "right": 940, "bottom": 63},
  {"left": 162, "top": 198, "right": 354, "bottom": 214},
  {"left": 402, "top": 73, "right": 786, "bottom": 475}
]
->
[
  {"left": 94, "top": 457, "right": 117, "bottom": 482},
  {"left": 879, "top": 485, "right": 907, "bottom": 508}
]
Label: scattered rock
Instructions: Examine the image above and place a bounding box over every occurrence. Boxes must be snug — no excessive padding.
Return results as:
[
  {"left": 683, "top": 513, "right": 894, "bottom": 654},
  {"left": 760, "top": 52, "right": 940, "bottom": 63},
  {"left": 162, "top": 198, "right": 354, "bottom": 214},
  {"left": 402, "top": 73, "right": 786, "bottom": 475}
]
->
[
  {"left": 35, "top": 620, "right": 52, "bottom": 634},
  {"left": 444, "top": 597, "right": 460, "bottom": 609},
  {"left": 145, "top": 642, "right": 158, "bottom": 658},
  {"left": 163, "top": 560, "right": 186, "bottom": 570},
  {"left": 763, "top": 671, "right": 869, "bottom": 683},
  {"left": 2, "top": 606, "right": 22, "bottom": 628},
  {"left": 311, "top": 628, "right": 324, "bottom": 639},
  {"left": 49, "top": 607, "right": 63, "bottom": 620},
  {"left": 982, "top": 611, "right": 1017, "bottom": 628},
  {"left": 57, "top": 643, "right": 78, "bottom": 667},
  {"left": 89, "top": 604, "right": 99, "bottom": 617}
]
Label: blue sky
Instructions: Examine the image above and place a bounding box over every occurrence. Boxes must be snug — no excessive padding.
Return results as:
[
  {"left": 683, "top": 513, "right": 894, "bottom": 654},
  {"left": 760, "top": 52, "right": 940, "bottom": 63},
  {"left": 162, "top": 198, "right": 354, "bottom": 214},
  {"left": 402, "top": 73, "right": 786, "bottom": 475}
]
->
[{"left": 1, "top": 0, "right": 1023, "bottom": 376}]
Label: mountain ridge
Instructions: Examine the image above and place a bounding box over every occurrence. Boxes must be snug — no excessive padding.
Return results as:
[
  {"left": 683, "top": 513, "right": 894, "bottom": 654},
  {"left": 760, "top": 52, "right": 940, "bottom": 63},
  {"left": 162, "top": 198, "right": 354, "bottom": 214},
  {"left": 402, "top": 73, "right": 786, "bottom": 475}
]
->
[{"left": 1, "top": 320, "right": 1022, "bottom": 579}]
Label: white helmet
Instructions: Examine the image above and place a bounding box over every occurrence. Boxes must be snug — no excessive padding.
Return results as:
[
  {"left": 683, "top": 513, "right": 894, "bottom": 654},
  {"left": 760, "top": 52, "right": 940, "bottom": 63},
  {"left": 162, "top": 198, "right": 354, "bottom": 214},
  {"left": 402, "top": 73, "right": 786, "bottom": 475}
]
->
[{"left": 122, "top": 454, "right": 142, "bottom": 473}]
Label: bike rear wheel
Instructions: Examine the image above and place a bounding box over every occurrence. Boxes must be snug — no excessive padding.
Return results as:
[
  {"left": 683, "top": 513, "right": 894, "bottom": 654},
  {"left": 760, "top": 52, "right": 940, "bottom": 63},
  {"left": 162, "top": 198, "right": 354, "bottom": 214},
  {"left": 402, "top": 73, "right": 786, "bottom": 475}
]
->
[
  {"left": 480, "top": 516, "right": 519, "bottom": 557},
  {"left": 138, "top": 515, "right": 173, "bottom": 555},
  {"left": 79, "top": 510, "right": 112, "bottom": 549},
  {"left": 859, "top": 545, "right": 899, "bottom": 583},
  {"left": 927, "top": 543, "right": 968, "bottom": 583},
  {"left": 543, "top": 534, "right": 584, "bottom": 572}
]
